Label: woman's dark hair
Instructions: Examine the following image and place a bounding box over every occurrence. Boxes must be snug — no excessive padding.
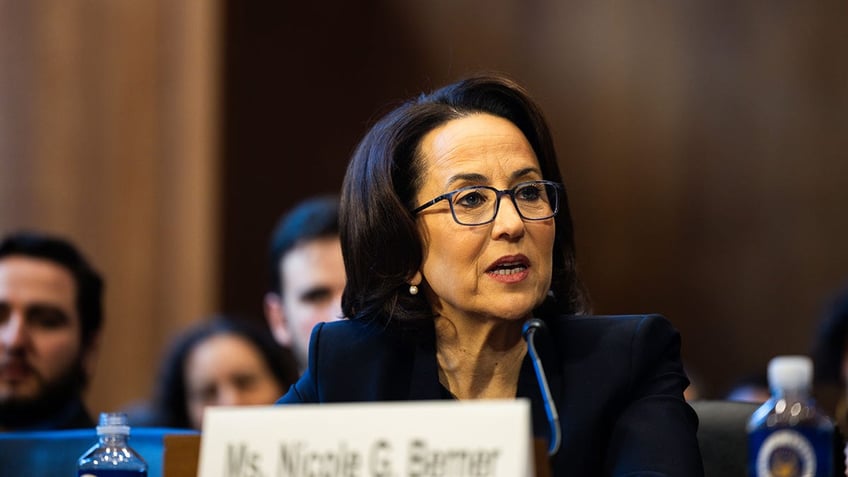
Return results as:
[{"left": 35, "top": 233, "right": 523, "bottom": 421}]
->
[
  {"left": 340, "top": 73, "right": 588, "bottom": 324},
  {"left": 152, "top": 315, "right": 299, "bottom": 428}
]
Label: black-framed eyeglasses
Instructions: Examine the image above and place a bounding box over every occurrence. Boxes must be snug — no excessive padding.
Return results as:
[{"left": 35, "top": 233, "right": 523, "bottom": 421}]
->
[{"left": 412, "top": 180, "right": 562, "bottom": 226}]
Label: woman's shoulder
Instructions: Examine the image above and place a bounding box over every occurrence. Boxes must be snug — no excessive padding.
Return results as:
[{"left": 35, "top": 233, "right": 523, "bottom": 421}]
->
[
  {"left": 294, "top": 317, "right": 429, "bottom": 402},
  {"left": 539, "top": 314, "right": 686, "bottom": 397},
  {"left": 313, "top": 318, "right": 386, "bottom": 345},
  {"left": 544, "top": 313, "right": 679, "bottom": 350},
  {"left": 547, "top": 312, "right": 672, "bottom": 329},
  {"left": 313, "top": 316, "right": 434, "bottom": 351}
]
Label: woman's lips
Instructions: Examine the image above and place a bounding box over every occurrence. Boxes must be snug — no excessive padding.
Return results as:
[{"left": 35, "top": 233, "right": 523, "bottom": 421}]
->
[{"left": 486, "top": 255, "right": 530, "bottom": 283}]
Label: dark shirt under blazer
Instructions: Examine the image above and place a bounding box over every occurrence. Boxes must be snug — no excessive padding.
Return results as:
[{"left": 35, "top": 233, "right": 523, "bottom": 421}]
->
[{"left": 278, "top": 313, "right": 704, "bottom": 477}]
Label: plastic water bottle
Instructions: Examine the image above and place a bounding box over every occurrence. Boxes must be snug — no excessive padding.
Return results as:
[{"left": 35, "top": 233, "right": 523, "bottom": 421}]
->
[
  {"left": 77, "top": 412, "right": 148, "bottom": 477},
  {"left": 747, "top": 355, "right": 835, "bottom": 477}
]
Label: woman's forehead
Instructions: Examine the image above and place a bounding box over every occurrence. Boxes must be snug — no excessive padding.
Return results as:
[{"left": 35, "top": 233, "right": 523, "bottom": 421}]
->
[{"left": 417, "top": 114, "right": 540, "bottom": 188}]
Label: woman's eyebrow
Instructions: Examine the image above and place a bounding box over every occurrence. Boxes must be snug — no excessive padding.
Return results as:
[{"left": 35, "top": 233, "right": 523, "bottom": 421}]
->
[
  {"left": 446, "top": 167, "right": 542, "bottom": 188},
  {"left": 446, "top": 172, "right": 488, "bottom": 189},
  {"left": 510, "top": 167, "right": 542, "bottom": 180}
]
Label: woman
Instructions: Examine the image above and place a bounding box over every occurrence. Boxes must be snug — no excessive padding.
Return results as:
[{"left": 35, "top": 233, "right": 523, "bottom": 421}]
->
[
  {"left": 279, "top": 74, "right": 703, "bottom": 475},
  {"left": 151, "top": 315, "right": 298, "bottom": 430}
]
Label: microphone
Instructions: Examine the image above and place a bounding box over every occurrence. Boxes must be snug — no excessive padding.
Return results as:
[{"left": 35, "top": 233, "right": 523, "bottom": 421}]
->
[{"left": 522, "top": 318, "right": 561, "bottom": 456}]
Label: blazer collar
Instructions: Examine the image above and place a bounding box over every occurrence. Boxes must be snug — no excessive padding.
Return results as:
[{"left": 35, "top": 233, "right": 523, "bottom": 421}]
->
[{"left": 405, "top": 316, "right": 565, "bottom": 439}]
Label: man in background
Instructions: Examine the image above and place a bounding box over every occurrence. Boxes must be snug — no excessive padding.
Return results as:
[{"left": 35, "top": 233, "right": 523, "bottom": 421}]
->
[
  {"left": 0, "top": 231, "right": 104, "bottom": 430},
  {"left": 264, "top": 196, "right": 345, "bottom": 373}
]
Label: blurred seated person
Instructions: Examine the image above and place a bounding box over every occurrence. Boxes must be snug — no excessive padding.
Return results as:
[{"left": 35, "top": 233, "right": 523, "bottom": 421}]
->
[
  {"left": 147, "top": 315, "right": 298, "bottom": 430},
  {"left": 278, "top": 73, "right": 703, "bottom": 475},
  {"left": 0, "top": 231, "right": 104, "bottom": 431},
  {"left": 263, "top": 195, "right": 345, "bottom": 372},
  {"left": 683, "top": 365, "right": 704, "bottom": 401},
  {"left": 812, "top": 283, "right": 848, "bottom": 431},
  {"left": 724, "top": 373, "right": 770, "bottom": 403}
]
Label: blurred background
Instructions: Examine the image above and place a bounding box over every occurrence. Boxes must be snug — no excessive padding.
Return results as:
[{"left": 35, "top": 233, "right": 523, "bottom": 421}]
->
[{"left": 1, "top": 1, "right": 847, "bottom": 414}]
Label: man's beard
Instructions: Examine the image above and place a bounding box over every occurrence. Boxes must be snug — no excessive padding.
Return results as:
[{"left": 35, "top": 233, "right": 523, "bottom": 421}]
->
[{"left": 0, "top": 357, "right": 87, "bottom": 428}]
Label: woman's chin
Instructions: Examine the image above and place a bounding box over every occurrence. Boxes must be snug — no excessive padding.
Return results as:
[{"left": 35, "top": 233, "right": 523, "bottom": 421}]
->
[
  {"left": 491, "top": 291, "right": 547, "bottom": 318},
  {"left": 480, "top": 300, "right": 539, "bottom": 322}
]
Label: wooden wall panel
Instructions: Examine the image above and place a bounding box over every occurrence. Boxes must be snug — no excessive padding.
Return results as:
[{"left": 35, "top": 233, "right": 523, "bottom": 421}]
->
[{"left": 0, "top": 0, "right": 220, "bottom": 414}]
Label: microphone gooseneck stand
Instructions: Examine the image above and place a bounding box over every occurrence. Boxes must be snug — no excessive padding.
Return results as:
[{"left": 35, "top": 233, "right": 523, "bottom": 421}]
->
[{"left": 522, "top": 318, "right": 561, "bottom": 457}]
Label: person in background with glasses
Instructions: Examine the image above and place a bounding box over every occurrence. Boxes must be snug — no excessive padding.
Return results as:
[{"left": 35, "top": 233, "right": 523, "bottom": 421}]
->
[{"left": 278, "top": 73, "right": 703, "bottom": 476}]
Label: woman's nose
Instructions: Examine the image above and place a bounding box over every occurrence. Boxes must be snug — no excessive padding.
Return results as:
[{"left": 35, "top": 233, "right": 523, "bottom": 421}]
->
[{"left": 491, "top": 196, "right": 526, "bottom": 239}]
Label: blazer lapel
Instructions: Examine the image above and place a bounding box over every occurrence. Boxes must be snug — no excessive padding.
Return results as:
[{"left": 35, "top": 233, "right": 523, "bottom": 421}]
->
[{"left": 406, "top": 321, "right": 444, "bottom": 400}]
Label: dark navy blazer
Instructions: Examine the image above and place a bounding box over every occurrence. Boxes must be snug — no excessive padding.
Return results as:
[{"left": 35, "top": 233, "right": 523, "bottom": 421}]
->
[{"left": 278, "top": 314, "right": 704, "bottom": 477}]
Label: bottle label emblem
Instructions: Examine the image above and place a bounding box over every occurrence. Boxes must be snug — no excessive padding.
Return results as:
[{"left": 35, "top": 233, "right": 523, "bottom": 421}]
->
[{"left": 756, "top": 429, "right": 816, "bottom": 477}]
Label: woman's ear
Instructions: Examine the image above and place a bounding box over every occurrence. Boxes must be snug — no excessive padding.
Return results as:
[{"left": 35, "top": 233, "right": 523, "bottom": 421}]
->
[{"left": 264, "top": 292, "right": 293, "bottom": 346}]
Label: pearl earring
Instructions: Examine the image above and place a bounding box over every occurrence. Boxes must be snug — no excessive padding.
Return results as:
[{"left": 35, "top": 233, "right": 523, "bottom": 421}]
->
[{"left": 409, "top": 285, "right": 419, "bottom": 295}]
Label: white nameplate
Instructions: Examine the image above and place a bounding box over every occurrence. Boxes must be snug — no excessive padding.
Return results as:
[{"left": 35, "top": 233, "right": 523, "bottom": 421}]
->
[{"left": 198, "top": 399, "right": 534, "bottom": 477}]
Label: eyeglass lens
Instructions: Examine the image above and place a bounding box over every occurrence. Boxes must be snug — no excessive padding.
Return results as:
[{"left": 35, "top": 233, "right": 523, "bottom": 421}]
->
[{"left": 451, "top": 181, "right": 558, "bottom": 225}]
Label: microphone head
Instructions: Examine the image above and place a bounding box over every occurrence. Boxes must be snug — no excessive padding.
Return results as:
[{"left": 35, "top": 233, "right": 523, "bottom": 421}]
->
[{"left": 522, "top": 318, "right": 546, "bottom": 339}]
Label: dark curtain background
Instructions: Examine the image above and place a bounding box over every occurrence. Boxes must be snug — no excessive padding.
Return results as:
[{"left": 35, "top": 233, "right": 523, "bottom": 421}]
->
[{"left": 220, "top": 1, "right": 848, "bottom": 401}]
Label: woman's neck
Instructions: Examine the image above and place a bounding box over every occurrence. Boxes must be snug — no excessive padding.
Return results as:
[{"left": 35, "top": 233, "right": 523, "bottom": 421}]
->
[{"left": 434, "top": 314, "right": 527, "bottom": 400}]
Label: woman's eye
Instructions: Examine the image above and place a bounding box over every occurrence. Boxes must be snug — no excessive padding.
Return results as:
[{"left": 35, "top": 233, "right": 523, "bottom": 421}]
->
[
  {"left": 455, "top": 190, "right": 488, "bottom": 208},
  {"left": 516, "top": 185, "right": 543, "bottom": 201}
]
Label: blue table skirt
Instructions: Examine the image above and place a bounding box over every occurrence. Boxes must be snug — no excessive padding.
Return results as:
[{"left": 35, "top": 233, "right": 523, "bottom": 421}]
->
[{"left": 0, "top": 427, "right": 199, "bottom": 477}]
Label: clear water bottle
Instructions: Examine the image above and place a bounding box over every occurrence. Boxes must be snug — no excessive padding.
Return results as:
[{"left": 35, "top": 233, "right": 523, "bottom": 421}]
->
[
  {"left": 747, "top": 355, "right": 835, "bottom": 477},
  {"left": 77, "top": 412, "right": 148, "bottom": 477}
]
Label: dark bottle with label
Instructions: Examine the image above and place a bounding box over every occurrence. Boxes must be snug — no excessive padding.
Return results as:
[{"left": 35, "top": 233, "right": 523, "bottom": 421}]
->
[
  {"left": 77, "top": 412, "right": 148, "bottom": 477},
  {"left": 747, "top": 355, "right": 835, "bottom": 477}
]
